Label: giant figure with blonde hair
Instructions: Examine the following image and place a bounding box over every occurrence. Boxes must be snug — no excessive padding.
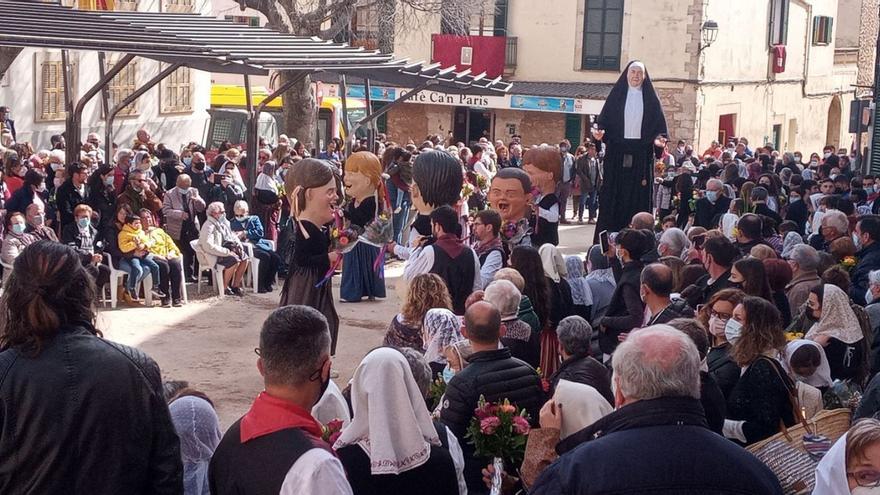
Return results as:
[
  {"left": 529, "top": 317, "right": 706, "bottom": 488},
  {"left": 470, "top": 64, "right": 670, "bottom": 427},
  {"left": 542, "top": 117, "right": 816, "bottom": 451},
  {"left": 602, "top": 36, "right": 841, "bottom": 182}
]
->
[
  {"left": 340, "top": 151, "right": 387, "bottom": 302},
  {"left": 281, "top": 158, "right": 342, "bottom": 355}
]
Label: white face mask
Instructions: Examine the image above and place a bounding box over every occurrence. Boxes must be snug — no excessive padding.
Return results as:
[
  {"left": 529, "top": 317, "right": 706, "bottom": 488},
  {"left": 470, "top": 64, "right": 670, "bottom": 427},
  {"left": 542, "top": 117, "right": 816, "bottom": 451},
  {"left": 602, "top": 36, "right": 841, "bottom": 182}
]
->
[
  {"left": 708, "top": 316, "right": 726, "bottom": 337},
  {"left": 852, "top": 486, "right": 880, "bottom": 495},
  {"left": 724, "top": 318, "right": 743, "bottom": 344},
  {"left": 867, "top": 288, "right": 875, "bottom": 305},
  {"left": 855, "top": 233, "right": 864, "bottom": 250}
]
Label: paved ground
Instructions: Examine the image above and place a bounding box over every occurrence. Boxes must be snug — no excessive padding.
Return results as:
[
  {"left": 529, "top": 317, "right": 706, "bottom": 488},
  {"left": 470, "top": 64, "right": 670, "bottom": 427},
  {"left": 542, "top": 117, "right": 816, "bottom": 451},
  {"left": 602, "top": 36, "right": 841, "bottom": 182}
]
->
[{"left": 100, "top": 219, "right": 596, "bottom": 427}]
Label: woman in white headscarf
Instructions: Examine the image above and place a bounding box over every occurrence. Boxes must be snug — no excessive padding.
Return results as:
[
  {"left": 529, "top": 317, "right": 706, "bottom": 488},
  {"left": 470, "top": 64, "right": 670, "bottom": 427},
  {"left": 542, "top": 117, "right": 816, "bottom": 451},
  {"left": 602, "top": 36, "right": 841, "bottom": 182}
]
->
[
  {"left": 782, "top": 339, "right": 829, "bottom": 419},
  {"left": 334, "top": 348, "right": 466, "bottom": 495},
  {"left": 538, "top": 244, "right": 574, "bottom": 377},
  {"left": 780, "top": 231, "right": 804, "bottom": 259},
  {"left": 564, "top": 255, "right": 593, "bottom": 322},
  {"left": 815, "top": 418, "right": 880, "bottom": 495},
  {"left": 806, "top": 284, "right": 868, "bottom": 382},
  {"left": 520, "top": 380, "right": 613, "bottom": 488},
  {"left": 252, "top": 160, "right": 283, "bottom": 241},
  {"left": 422, "top": 308, "right": 465, "bottom": 378},
  {"left": 169, "top": 395, "right": 222, "bottom": 495}
]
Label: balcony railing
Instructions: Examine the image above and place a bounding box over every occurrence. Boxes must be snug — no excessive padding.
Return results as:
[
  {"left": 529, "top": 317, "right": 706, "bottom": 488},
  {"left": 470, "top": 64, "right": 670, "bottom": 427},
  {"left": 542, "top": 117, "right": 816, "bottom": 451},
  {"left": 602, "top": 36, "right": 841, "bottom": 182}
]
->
[{"left": 505, "top": 36, "right": 517, "bottom": 69}]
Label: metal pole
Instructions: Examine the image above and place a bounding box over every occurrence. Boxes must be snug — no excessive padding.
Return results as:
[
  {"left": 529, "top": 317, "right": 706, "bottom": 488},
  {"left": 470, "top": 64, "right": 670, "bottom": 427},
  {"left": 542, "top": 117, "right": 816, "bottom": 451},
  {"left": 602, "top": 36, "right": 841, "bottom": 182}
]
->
[
  {"left": 97, "top": 52, "right": 111, "bottom": 164},
  {"left": 339, "top": 74, "right": 350, "bottom": 157},
  {"left": 243, "top": 73, "right": 256, "bottom": 195},
  {"left": 61, "top": 49, "right": 74, "bottom": 164},
  {"left": 105, "top": 63, "right": 181, "bottom": 166},
  {"left": 69, "top": 53, "right": 135, "bottom": 166},
  {"left": 364, "top": 77, "right": 373, "bottom": 152}
]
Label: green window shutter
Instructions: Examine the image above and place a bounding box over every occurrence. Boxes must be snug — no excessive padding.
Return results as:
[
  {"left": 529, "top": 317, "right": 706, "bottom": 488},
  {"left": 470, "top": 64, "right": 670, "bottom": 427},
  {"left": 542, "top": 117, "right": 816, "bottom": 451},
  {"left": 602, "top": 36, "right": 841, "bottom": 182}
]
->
[
  {"left": 582, "top": 0, "right": 624, "bottom": 71},
  {"left": 565, "top": 115, "right": 582, "bottom": 149}
]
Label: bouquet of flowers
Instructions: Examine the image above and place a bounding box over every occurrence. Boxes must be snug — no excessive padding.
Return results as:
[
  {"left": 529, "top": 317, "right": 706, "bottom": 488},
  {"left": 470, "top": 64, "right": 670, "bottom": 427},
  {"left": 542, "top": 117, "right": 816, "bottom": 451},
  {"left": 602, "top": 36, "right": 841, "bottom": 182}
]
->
[
  {"left": 784, "top": 331, "right": 804, "bottom": 342},
  {"left": 321, "top": 418, "right": 345, "bottom": 445},
  {"left": 316, "top": 210, "right": 362, "bottom": 288},
  {"left": 841, "top": 256, "right": 858, "bottom": 271},
  {"left": 501, "top": 218, "right": 531, "bottom": 248},
  {"left": 466, "top": 396, "right": 531, "bottom": 494},
  {"left": 461, "top": 180, "right": 475, "bottom": 199},
  {"left": 428, "top": 373, "right": 447, "bottom": 411},
  {"left": 475, "top": 174, "right": 488, "bottom": 191}
]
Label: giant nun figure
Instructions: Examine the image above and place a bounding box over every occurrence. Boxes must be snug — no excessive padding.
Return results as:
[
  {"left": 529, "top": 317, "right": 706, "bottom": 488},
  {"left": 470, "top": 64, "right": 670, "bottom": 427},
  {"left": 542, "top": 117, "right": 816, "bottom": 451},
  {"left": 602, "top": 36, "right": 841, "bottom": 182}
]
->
[{"left": 593, "top": 61, "right": 667, "bottom": 239}]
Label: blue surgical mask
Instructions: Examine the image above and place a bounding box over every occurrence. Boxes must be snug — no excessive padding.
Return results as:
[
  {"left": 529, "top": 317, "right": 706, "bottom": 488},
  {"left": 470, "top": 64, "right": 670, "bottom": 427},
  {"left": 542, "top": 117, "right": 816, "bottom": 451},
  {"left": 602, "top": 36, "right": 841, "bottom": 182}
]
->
[
  {"left": 235, "top": 215, "right": 247, "bottom": 222},
  {"left": 790, "top": 195, "right": 800, "bottom": 203},
  {"left": 866, "top": 186, "right": 875, "bottom": 195},
  {"left": 11, "top": 223, "right": 25, "bottom": 235},
  {"left": 441, "top": 365, "right": 455, "bottom": 383},
  {"left": 182, "top": 157, "right": 192, "bottom": 166},
  {"left": 179, "top": 187, "right": 190, "bottom": 195},
  {"left": 103, "top": 176, "right": 114, "bottom": 186},
  {"left": 77, "top": 217, "right": 90, "bottom": 229},
  {"left": 706, "top": 190, "right": 718, "bottom": 203},
  {"left": 725, "top": 318, "right": 743, "bottom": 344}
]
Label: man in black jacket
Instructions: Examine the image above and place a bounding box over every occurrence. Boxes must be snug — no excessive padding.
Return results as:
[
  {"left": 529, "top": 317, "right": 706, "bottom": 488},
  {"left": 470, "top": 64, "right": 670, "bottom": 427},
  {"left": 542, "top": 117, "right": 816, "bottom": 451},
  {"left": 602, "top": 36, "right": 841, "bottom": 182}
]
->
[
  {"left": 533, "top": 326, "right": 781, "bottom": 495},
  {"left": 852, "top": 215, "right": 880, "bottom": 305},
  {"left": 693, "top": 178, "right": 731, "bottom": 229},
  {"left": 54, "top": 162, "right": 91, "bottom": 231},
  {"left": 683, "top": 235, "right": 739, "bottom": 309},
  {"left": 0, "top": 106, "right": 15, "bottom": 141},
  {"left": 549, "top": 315, "right": 612, "bottom": 403},
  {"left": 440, "top": 301, "right": 545, "bottom": 494},
  {"left": 785, "top": 186, "right": 810, "bottom": 236},
  {"left": 642, "top": 263, "right": 693, "bottom": 325}
]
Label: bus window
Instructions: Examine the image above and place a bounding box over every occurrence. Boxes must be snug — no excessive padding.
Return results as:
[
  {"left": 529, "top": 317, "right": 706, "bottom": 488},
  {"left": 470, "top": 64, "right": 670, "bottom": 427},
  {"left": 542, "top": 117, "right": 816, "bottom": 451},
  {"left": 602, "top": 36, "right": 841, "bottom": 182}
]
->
[
  {"left": 347, "top": 107, "right": 367, "bottom": 139},
  {"left": 317, "top": 107, "right": 333, "bottom": 153}
]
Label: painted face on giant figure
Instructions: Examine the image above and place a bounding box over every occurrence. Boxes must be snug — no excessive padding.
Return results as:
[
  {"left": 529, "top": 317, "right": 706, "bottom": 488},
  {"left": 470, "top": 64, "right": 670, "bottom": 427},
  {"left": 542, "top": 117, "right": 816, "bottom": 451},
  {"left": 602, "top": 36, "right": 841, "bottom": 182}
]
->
[
  {"left": 285, "top": 158, "right": 340, "bottom": 226},
  {"left": 343, "top": 151, "right": 382, "bottom": 202},
  {"left": 489, "top": 167, "right": 533, "bottom": 223},
  {"left": 627, "top": 62, "right": 645, "bottom": 89},
  {"left": 522, "top": 145, "right": 562, "bottom": 195}
]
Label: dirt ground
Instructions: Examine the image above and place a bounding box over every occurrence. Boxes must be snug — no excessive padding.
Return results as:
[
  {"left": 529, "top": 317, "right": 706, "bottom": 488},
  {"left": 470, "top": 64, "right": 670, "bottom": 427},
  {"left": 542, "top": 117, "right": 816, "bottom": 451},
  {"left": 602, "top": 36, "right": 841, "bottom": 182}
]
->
[{"left": 100, "top": 221, "right": 596, "bottom": 428}]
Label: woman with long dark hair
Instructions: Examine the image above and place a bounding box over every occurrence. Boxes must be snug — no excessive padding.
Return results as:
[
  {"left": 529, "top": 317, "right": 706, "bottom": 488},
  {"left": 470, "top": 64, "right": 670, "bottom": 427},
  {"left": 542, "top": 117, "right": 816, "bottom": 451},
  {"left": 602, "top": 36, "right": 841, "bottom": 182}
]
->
[
  {"left": 87, "top": 164, "right": 118, "bottom": 234},
  {"left": 510, "top": 245, "right": 551, "bottom": 332},
  {"left": 0, "top": 241, "right": 181, "bottom": 492},
  {"left": 729, "top": 257, "right": 772, "bottom": 301}
]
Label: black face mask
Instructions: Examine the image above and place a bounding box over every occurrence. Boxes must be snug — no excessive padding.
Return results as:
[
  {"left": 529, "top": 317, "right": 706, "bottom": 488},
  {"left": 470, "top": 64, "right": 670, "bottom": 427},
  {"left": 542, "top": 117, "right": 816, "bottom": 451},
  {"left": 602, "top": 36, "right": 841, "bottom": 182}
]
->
[
  {"left": 309, "top": 359, "right": 331, "bottom": 407},
  {"left": 728, "top": 281, "right": 743, "bottom": 290},
  {"left": 193, "top": 162, "right": 205, "bottom": 171}
]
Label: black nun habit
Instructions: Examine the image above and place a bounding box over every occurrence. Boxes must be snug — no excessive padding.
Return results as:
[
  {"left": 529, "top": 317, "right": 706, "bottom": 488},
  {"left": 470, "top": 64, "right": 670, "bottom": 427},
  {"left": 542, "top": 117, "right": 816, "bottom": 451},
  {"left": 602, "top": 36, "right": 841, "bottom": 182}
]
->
[{"left": 594, "top": 61, "right": 667, "bottom": 239}]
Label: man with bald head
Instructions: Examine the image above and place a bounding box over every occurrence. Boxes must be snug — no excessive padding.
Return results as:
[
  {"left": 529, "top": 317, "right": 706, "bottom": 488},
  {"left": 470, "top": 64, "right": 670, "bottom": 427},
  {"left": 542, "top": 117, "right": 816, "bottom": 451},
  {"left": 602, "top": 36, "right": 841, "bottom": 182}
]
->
[
  {"left": 533, "top": 326, "right": 782, "bottom": 494},
  {"left": 441, "top": 301, "right": 545, "bottom": 493},
  {"left": 641, "top": 263, "right": 693, "bottom": 326}
]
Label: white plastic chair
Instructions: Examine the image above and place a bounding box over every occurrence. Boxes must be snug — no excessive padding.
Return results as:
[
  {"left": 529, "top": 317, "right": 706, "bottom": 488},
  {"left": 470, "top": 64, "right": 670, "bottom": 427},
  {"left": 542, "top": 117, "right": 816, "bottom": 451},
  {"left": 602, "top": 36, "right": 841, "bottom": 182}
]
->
[
  {"left": 173, "top": 256, "right": 188, "bottom": 304},
  {"left": 105, "top": 252, "right": 154, "bottom": 309},
  {"left": 190, "top": 240, "right": 224, "bottom": 298},
  {"left": 243, "top": 242, "right": 258, "bottom": 292}
]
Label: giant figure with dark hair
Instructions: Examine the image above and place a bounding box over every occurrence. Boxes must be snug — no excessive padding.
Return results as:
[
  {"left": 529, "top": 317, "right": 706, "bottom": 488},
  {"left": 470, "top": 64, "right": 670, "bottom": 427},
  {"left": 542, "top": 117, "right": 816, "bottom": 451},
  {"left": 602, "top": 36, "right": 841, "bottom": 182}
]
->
[
  {"left": 390, "top": 150, "right": 463, "bottom": 260},
  {"left": 593, "top": 61, "right": 668, "bottom": 241}
]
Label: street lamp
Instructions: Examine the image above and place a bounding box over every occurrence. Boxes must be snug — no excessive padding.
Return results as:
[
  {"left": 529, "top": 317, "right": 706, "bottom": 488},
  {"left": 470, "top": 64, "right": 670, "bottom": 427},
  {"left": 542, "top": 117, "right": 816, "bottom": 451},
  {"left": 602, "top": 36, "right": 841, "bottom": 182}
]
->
[{"left": 700, "top": 20, "right": 719, "bottom": 51}]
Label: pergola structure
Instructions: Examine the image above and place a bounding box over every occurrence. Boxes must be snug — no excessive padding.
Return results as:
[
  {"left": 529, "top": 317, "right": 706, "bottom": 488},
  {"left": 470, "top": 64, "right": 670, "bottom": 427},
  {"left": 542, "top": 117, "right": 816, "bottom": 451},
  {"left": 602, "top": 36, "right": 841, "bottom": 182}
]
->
[{"left": 0, "top": 0, "right": 511, "bottom": 187}]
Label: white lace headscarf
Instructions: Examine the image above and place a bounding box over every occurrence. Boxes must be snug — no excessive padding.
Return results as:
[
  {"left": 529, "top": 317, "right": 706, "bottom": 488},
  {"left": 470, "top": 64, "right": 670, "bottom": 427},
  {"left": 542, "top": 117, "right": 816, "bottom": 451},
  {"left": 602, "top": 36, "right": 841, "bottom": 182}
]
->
[{"left": 169, "top": 396, "right": 221, "bottom": 495}]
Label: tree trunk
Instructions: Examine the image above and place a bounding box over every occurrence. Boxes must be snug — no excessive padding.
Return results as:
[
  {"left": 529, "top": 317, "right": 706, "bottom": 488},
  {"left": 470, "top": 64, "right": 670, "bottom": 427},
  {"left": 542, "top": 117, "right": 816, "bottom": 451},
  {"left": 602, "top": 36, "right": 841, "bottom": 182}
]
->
[
  {"left": 377, "top": 0, "right": 396, "bottom": 53},
  {"left": 281, "top": 71, "right": 317, "bottom": 154},
  {"left": 0, "top": 48, "right": 22, "bottom": 80}
]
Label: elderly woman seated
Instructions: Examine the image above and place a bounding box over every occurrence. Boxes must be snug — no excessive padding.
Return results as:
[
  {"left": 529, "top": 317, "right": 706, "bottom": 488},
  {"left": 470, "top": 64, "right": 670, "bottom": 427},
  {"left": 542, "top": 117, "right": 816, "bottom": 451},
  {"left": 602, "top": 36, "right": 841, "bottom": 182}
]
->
[
  {"left": 1, "top": 212, "right": 37, "bottom": 265},
  {"left": 484, "top": 279, "right": 540, "bottom": 368},
  {"left": 230, "top": 200, "right": 282, "bottom": 293},
  {"left": 139, "top": 209, "right": 184, "bottom": 307},
  {"left": 61, "top": 204, "right": 111, "bottom": 291},
  {"left": 197, "top": 201, "right": 249, "bottom": 296}
]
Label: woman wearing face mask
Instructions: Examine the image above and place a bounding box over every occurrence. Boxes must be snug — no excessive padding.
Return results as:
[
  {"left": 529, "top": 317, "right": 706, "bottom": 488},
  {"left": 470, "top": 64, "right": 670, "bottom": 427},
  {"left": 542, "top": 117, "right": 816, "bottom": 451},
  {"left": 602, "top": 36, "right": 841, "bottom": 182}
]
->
[
  {"left": 230, "top": 200, "right": 282, "bottom": 293},
  {"left": 699, "top": 288, "right": 745, "bottom": 399},
  {"left": 723, "top": 296, "right": 796, "bottom": 445},
  {"left": 1, "top": 212, "right": 37, "bottom": 264},
  {"left": 3, "top": 151, "right": 24, "bottom": 194},
  {"left": 815, "top": 418, "right": 880, "bottom": 495},
  {"left": 597, "top": 229, "right": 648, "bottom": 360},
  {"left": 806, "top": 284, "right": 868, "bottom": 382},
  {"left": 6, "top": 170, "right": 47, "bottom": 216},
  {"left": 783, "top": 339, "right": 833, "bottom": 390},
  {"left": 86, "top": 165, "right": 118, "bottom": 234},
  {"left": 729, "top": 257, "right": 773, "bottom": 301},
  {"left": 251, "top": 161, "right": 282, "bottom": 242},
  {"left": 422, "top": 308, "right": 465, "bottom": 379}
]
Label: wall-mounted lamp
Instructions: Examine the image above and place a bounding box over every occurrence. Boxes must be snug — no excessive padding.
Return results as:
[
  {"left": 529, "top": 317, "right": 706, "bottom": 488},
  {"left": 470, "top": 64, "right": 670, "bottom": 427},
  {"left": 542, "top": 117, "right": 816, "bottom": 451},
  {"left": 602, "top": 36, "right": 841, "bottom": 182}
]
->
[{"left": 700, "top": 20, "right": 719, "bottom": 51}]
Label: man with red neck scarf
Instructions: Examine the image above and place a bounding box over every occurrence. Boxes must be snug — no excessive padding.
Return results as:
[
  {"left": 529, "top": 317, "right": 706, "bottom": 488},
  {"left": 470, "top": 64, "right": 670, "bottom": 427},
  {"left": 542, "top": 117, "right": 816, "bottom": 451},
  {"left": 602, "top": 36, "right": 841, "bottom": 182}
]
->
[
  {"left": 209, "top": 306, "right": 352, "bottom": 495},
  {"left": 403, "top": 205, "right": 481, "bottom": 315}
]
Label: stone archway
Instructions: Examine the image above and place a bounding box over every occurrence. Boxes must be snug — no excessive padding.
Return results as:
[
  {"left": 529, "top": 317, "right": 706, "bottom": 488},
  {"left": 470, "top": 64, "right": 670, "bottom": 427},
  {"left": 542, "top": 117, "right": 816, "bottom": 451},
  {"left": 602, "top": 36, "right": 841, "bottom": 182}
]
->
[{"left": 826, "top": 95, "right": 842, "bottom": 149}]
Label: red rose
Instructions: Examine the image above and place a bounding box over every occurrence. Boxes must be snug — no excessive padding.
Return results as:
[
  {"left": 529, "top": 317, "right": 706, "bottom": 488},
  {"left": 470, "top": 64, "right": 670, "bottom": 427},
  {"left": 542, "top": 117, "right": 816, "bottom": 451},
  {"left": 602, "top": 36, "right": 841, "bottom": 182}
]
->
[
  {"left": 480, "top": 417, "right": 501, "bottom": 435},
  {"left": 512, "top": 415, "right": 531, "bottom": 435}
]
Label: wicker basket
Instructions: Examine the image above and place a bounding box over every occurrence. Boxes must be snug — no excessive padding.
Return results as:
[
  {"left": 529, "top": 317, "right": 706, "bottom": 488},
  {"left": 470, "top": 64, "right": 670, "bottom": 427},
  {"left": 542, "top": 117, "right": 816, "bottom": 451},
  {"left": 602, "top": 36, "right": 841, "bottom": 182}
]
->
[{"left": 746, "top": 408, "right": 852, "bottom": 453}]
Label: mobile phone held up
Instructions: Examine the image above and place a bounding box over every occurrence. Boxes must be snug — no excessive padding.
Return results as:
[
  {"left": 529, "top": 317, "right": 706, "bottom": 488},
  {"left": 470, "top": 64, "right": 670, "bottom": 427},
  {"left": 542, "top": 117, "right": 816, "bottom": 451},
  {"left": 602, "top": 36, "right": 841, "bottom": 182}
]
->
[
  {"left": 599, "top": 230, "right": 609, "bottom": 254},
  {"left": 693, "top": 234, "right": 707, "bottom": 249}
]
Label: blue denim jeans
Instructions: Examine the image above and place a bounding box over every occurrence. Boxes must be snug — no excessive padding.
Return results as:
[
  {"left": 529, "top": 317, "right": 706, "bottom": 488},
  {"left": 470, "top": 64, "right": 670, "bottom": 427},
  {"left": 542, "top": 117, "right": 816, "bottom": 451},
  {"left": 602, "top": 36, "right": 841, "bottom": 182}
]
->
[
  {"left": 386, "top": 178, "right": 412, "bottom": 244},
  {"left": 580, "top": 190, "right": 598, "bottom": 220},
  {"left": 123, "top": 254, "right": 160, "bottom": 292}
]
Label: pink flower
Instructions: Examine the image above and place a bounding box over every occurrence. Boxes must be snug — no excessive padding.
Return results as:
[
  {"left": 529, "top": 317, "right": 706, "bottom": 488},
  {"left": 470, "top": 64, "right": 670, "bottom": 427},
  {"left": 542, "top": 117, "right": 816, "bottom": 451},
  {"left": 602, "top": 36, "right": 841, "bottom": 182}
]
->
[
  {"left": 480, "top": 416, "right": 501, "bottom": 435},
  {"left": 498, "top": 403, "right": 516, "bottom": 415},
  {"left": 326, "top": 419, "right": 344, "bottom": 432},
  {"left": 475, "top": 403, "right": 497, "bottom": 420},
  {"left": 512, "top": 416, "right": 531, "bottom": 435},
  {"left": 329, "top": 431, "right": 342, "bottom": 444}
]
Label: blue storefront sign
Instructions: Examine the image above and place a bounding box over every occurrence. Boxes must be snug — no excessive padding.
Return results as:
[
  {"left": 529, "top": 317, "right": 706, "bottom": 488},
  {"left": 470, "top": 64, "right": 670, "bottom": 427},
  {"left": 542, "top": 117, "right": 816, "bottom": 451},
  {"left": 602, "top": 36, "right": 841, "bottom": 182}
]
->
[{"left": 345, "top": 85, "right": 397, "bottom": 102}]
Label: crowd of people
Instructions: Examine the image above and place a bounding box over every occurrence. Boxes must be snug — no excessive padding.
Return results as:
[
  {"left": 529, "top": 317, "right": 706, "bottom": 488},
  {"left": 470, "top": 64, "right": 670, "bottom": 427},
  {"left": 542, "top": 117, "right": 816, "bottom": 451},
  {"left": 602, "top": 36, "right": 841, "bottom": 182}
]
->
[{"left": 7, "top": 100, "right": 880, "bottom": 494}]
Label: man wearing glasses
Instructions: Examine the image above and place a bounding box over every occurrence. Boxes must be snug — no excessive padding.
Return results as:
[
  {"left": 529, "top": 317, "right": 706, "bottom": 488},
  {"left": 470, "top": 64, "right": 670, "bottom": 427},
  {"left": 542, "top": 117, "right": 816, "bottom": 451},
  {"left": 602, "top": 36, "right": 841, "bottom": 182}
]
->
[
  {"left": 117, "top": 169, "right": 162, "bottom": 216},
  {"left": 471, "top": 208, "right": 505, "bottom": 289}
]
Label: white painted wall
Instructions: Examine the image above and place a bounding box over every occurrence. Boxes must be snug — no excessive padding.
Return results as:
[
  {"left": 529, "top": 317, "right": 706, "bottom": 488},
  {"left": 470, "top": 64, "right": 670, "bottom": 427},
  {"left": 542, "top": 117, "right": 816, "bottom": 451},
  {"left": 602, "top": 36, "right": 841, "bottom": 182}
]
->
[{"left": 0, "top": 0, "right": 213, "bottom": 152}]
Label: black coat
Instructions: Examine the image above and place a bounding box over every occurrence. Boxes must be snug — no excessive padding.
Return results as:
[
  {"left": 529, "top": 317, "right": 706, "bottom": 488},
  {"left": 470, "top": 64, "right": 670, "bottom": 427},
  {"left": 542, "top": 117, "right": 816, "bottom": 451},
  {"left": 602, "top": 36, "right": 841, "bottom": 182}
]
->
[
  {"left": 708, "top": 343, "right": 740, "bottom": 399},
  {"left": 439, "top": 347, "right": 544, "bottom": 494},
  {"left": 785, "top": 199, "right": 810, "bottom": 236},
  {"left": 54, "top": 179, "right": 90, "bottom": 231},
  {"left": 0, "top": 323, "right": 182, "bottom": 493},
  {"left": 851, "top": 242, "right": 880, "bottom": 306},
  {"left": 548, "top": 353, "right": 613, "bottom": 404},
  {"left": 693, "top": 196, "right": 731, "bottom": 229},
  {"left": 599, "top": 260, "right": 644, "bottom": 355},
  {"left": 683, "top": 270, "right": 732, "bottom": 309},
  {"left": 536, "top": 397, "right": 782, "bottom": 495}
]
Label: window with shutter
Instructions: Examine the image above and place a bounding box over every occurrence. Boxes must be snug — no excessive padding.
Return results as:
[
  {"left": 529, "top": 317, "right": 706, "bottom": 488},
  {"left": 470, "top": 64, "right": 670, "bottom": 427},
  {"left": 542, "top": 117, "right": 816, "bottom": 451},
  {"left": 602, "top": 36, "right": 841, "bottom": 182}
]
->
[
  {"left": 769, "top": 0, "right": 790, "bottom": 46},
  {"left": 38, "top": 61, "right": 70, "bottom": 122},
  {"left": 161, "top": 65, "right": 192, "bottom": 114},
  {"left": 164, "top": 0, "right": 193, "bottom": 13},
  {"left": 581, "top": 0, "right": 624, "bottom": 71},
  {"left": 106, "top": 57, "right": 138, "bottom": 116},
  {"left": 812, "top": 16, "right": 833, "bottom": 45}
]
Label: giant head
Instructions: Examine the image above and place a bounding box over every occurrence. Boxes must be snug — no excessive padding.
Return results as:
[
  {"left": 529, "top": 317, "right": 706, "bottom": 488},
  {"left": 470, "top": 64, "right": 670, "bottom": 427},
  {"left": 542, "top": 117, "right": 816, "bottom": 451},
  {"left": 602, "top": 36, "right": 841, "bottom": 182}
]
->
[
  {"left": 489, "top": 167, "right": 532, "bottom": 223},
  {"left": 343, "top": 151, "right": 382, "bottom": 202},
  {"left": 522, "top": 145, "right": 561, "bottom": 194},
  {"left": 411, "top": 150, "right": 463, "bottom": 213},
  {"left": 627, "top": 61, "right": 645, "bottom": 89}
]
